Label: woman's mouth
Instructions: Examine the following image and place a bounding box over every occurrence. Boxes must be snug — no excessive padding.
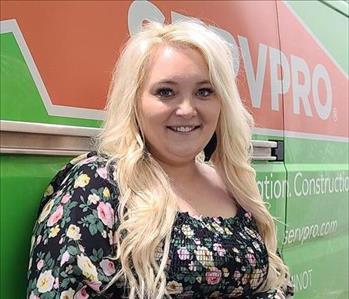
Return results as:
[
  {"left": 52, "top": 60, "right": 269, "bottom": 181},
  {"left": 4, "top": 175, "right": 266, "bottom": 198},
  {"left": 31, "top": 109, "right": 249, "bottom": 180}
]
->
[{"left": 167, "top": 125, "right": 201, "bottom": 133}]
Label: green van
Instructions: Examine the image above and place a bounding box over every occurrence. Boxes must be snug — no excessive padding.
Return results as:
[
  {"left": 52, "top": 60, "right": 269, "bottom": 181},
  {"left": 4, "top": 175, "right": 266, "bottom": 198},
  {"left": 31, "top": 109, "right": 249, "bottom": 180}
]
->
[{"left": 1, "top": 1, "right": 348, "bottom": 298}]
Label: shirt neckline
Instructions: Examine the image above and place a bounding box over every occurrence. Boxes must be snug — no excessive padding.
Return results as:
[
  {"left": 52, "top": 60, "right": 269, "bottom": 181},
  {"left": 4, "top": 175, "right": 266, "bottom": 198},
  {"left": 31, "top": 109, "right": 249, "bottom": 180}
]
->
[{"left": 175, "top": 205, "right": 245, "bottom": 224}]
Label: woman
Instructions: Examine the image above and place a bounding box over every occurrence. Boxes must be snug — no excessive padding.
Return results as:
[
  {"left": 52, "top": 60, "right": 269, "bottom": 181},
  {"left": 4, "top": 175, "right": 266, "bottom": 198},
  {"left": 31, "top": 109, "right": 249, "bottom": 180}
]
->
[{"left": 27, "top": 21, "right": 294, "bottom": 299}]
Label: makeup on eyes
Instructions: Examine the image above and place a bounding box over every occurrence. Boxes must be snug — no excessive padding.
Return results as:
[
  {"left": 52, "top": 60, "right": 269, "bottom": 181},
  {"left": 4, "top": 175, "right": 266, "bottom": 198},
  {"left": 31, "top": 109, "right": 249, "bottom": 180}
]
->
[{"left": 154, "top": 86, "right": 215, "bottom": 99}]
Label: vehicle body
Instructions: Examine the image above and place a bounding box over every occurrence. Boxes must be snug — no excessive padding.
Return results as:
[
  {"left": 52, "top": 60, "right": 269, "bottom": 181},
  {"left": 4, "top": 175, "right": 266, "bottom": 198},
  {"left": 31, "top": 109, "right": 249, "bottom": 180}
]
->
[{"left": 1, "top": 1, "right": 348, "bottom": 298}]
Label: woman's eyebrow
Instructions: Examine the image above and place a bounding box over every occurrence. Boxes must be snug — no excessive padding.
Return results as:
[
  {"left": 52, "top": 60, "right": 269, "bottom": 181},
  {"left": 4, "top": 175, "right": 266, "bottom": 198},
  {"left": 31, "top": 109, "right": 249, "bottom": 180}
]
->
[
  {"left": 197, "top": 80, "right": 211, "bottom": 85},
  {"left": 155, "top": 80, "right": 178, "bottom": 85},
  {"left": 154, "top": 79, "right": 211, "bottom": 85}
]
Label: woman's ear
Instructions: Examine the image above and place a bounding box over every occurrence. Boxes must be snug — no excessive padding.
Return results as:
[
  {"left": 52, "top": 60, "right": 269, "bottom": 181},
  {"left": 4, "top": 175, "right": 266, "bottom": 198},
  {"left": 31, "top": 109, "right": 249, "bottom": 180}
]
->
[{"left": 204, "top": 132, "right": 217, "bottom": 161}]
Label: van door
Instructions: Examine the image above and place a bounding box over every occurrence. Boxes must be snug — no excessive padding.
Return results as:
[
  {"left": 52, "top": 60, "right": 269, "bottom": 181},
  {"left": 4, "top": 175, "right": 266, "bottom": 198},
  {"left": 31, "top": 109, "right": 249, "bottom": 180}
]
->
[{"left": 277, "top": 1, "right": 349, "bottom": 298}]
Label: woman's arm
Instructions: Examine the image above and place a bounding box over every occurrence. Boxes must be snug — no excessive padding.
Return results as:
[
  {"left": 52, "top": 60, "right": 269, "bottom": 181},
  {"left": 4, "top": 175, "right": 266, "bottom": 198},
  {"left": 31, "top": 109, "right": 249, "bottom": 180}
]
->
[{"left": 27, "top": 154, "right": 123, "bottom": 298}]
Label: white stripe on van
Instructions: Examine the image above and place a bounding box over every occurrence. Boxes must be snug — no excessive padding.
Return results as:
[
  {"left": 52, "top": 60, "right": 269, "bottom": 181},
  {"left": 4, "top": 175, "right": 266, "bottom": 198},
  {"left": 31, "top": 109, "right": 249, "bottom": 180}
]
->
[
  {"left": 0, "top": 19, "right": 105, "bottom": 120},
  {"left": 253, "top": 127, "right": 348, "bottom": 142}
]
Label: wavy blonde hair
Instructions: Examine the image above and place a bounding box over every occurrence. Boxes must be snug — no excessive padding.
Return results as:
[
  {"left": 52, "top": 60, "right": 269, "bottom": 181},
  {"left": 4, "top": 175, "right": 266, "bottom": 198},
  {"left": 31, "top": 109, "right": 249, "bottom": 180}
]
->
[{"left": 97, "top": 20, "right": 289, "bottom": 298}]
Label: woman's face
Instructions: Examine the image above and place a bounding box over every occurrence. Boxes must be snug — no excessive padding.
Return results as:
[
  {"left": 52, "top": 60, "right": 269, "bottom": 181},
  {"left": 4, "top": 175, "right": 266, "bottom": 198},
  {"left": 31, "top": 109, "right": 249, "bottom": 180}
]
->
[{"left": 138, "top": 45, "right": 221, "bottom": 166}]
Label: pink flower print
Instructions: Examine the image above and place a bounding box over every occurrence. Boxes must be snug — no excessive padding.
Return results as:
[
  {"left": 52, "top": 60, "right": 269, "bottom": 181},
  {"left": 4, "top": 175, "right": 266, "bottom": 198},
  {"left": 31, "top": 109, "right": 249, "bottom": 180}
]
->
[
  {"left": 205, "top": 267, "right": 222, "bottom": 285},
  {"left": 61, "top": 194, "right": 71, "bottom": 204},
  {"left": 244, "top": 211, "right": 252, "bottom": 220},
  {"left": 193, "top": 238, "right": 201, "bottom": 245},
  {"left": 97, "top": 202, "right": 114, "bottom": 229},
  {"left": 47, "top": 205, "right": 63, "bottom": 227},
  {"left": 213, "top": 243, "right": 226, "bottom": 257},
  {"left": 233, "top": 270, "right": 241, "bottom": 280},
  {"left": 86, "top": 280, "right": 102, "bottom": 292},
  {"left": 96, "top": 167, "right": 107, "bottom": 179},
  {"left": 213, "top": 217, "right": 221, "bottom": 224},
  {"left": 37, "top": 259, "right": 44, "bottom": 270},
  {"left": 75, "top": 286, "right": 89, "bottom": 299},
  {"left": 54, "top": 277, "right": 59, "bottom": 289},
  {"left": 241, "top": 273, "right": 250, "bottom": 285},
  {"left": 79, "top": 156, "right": 97, "bottom": 166},
  {"left": 60, "top": 251, "right": 70, "bottom": 267},
  {"left": 28, "top": 292, "right": 40, "bottom": 299},
  {"left": 246, "top": 253, "right": 257, "bottom": 267},
  {"left": 100, "top": 259, "right": 116, "bottom": 276},
  {"left": 177, "top": 247, "right": 190, "bottom": 260}
]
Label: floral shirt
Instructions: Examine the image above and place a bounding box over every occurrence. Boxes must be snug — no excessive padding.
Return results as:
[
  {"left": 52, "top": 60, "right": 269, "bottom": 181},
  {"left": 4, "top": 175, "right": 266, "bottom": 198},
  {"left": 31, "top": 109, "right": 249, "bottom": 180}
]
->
[{"left": 27, "top": 152, "right": 294, "bottom": 299}]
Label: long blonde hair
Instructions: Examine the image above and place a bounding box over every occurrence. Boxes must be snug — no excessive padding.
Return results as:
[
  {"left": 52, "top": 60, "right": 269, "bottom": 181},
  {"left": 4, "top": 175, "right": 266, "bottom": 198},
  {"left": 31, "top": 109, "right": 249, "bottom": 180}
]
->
[{"left": 97, "top": 20, "right": 289, "bottom": 298}]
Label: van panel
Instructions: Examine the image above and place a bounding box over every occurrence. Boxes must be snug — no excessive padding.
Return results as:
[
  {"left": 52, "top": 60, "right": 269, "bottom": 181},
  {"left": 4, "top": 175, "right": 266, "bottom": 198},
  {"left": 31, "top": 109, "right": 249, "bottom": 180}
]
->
[
  {"left": 277, "top": 1, "right": 349, "bottom": 298},
  {"left": 1, "top": 1, "right": 347, "bottom": 298}
]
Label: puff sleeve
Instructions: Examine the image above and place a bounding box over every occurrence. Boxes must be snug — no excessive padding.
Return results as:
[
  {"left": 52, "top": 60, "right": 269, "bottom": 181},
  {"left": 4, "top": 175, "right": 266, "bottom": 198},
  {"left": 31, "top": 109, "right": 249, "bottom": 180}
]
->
[{"left": 26, "top": 152, "right": 125, "bottom": 299}]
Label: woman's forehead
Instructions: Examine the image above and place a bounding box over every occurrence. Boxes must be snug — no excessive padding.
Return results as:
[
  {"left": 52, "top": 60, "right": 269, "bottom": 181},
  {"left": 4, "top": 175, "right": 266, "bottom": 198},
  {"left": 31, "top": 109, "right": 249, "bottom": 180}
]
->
[{"left": 143, "top": 45, "right": 210, "bottom": 85}]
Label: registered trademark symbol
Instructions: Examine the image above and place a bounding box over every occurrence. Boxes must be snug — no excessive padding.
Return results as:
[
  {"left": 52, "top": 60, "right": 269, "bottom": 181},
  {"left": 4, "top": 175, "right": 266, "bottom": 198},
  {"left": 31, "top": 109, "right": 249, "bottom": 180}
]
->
[{"left": 332, "top": 108, "right": 337, "bottom": 122}]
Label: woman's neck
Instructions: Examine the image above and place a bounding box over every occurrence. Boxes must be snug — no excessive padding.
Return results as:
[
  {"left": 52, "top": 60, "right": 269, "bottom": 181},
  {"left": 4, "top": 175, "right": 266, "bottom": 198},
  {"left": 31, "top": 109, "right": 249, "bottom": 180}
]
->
[{"left": 157, "top": 159, "right": 200, "bottom": 184}]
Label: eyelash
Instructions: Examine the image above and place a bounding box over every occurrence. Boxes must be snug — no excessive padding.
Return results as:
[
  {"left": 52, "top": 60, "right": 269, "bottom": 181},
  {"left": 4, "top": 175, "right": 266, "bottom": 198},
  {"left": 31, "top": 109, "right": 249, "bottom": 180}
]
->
[
  {"left": 155, "top": 88, "right": 215, "bottom": 98},
  {"left": 155, "top": 88, "right": 174, "bottom": 98}
]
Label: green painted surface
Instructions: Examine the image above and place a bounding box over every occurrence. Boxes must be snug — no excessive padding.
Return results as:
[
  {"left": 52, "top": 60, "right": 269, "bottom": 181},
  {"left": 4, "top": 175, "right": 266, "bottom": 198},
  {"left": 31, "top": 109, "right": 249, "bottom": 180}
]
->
[
  {"left": 0, "top": 32, "right": 101, "bottom": 127},
  {"left": 282, "top": 128, "right": 348, "bottom": 299},
  {"left": 285, "top": 138, "right": 348, "bottom": 164},
  {"left": 254, "top": 162, "right": 287, "bottom": 246},
  {"left": 280, "top": 2, "right": 348, "bottom": 297},
  {"left": 252, "top": 135, "right": 287, "bottom": 246},
  {"left": 284, "top": 166, "right": 348, "bottom": 234},
  {"left": 0, "top": 155, "right": 73, "bottom": 299},
  {"left": 321, "top": 0, "right": 349, "bottom": 17},
  {"left": 286, "top": 0, "right": 349, "bottom": 74},
  {"left": 284, "top": 233, "right": 348, "bottom": 298}
]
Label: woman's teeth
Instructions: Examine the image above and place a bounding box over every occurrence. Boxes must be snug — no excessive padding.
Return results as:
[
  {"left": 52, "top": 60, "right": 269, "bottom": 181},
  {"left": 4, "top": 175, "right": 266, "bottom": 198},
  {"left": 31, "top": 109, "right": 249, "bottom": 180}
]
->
[{"left": 168, "top": 126, "right": 199, "bottom": 132}]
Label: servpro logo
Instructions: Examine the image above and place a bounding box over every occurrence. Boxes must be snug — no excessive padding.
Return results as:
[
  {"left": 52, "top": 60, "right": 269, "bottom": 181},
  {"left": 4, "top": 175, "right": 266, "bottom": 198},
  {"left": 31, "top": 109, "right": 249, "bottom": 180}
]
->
[
  {"left": 129, "top": 1, "right": 333, "bottom": 122},
  {"left": 1, "top": 0, "right": 347, "bottom": 137}
]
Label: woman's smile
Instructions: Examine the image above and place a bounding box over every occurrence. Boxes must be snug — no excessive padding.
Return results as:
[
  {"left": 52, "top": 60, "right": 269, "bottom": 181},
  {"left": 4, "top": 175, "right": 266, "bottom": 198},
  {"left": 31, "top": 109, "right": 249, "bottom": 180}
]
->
[{"left": 166, "top": 125, "right": 201, "bottom": 133}]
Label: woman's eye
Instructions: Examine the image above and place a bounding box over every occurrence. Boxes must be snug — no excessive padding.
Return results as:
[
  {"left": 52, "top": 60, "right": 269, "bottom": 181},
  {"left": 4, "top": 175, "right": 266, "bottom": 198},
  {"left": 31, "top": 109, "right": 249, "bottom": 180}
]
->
[
  {"left": 155, "top": 88, "right": 174, "bottom": 98},
  {"left": 197, "top": 88, "right": 214, "bottom": 98}
]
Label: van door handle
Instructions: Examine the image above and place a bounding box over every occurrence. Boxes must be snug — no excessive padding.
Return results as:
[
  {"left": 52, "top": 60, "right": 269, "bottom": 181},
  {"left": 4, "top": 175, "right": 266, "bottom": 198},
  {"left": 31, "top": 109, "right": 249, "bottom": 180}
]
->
[{"left": 252, "top": 140, "right": 284, "bottom": 161}]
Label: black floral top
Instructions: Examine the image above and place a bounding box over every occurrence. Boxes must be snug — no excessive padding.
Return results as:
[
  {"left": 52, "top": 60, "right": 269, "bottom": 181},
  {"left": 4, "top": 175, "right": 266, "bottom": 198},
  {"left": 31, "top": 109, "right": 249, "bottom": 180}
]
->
[{"left": 27, "top": 152, "right": 294, "bottom": 299}]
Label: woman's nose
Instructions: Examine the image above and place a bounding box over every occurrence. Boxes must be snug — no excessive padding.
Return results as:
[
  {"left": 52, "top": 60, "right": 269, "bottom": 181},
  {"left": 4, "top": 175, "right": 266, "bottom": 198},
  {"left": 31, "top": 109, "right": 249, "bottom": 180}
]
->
[{"left": 175, "top": 98, "right": 198, "bottom": 118}]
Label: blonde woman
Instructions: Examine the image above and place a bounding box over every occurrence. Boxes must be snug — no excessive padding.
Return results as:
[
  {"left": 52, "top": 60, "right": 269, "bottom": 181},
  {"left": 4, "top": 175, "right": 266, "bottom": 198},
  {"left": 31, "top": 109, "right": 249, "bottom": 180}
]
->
[{"left": 27, "top": 21, "right": 294, "bottom": 299}]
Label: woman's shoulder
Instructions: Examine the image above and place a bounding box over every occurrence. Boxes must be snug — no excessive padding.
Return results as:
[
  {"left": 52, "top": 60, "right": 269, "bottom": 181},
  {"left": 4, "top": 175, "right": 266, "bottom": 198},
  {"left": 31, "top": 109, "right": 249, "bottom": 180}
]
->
[
  {"left": 38, "top": 151, "right": 118, "bottom": 215},
  {"left": 64, "top": 151, "right": 113, "bottom": 175},
  {"left": 50, "top": 151, "right": 115, "bottom": 186},
  {"left": 69, "top": 150, "right": 110, "bottom": 166}
]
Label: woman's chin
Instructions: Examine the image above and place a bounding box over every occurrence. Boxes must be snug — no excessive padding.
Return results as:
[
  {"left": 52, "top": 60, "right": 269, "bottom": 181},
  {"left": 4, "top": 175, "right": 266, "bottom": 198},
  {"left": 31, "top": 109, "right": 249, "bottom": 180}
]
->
[{"left": 163, "top": 149, "right": 202, "bottom": 163}]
